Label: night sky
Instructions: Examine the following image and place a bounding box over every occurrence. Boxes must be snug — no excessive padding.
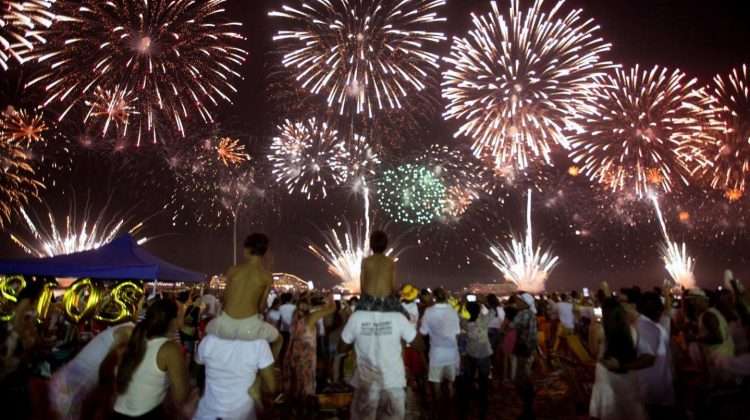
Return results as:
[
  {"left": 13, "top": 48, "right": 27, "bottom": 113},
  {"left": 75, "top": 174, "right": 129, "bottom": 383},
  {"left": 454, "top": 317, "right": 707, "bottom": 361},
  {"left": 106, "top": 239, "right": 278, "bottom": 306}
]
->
[{"left": 2, "top": 0, "right": 750, "bottom": 292}]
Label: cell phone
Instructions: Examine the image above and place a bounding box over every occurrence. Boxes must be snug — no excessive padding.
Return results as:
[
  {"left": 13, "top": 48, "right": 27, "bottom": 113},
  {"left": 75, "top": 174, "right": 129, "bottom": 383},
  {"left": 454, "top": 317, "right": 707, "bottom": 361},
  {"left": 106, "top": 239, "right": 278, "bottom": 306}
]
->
[
  {"left": 593, "top": 307, "right": 602, "bottom": 318},
  {"left": 333, "top": 293, "right": 342, "bottom": 301},
  {"left": 583, "top": 287, "right": 590, "bottom": 298},
  {"left": 718, "top": 285, "right": 723, "bottom": 291},
  {"left": 466, "top": 294, "right": 477, "bottom": 302}
]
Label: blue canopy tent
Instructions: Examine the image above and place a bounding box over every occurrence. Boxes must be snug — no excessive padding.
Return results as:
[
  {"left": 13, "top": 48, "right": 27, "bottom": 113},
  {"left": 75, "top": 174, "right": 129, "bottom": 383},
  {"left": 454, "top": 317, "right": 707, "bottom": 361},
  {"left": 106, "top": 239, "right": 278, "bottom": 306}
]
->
[{"left": 0, "top": 235, "right": 206, "bottom": 283}]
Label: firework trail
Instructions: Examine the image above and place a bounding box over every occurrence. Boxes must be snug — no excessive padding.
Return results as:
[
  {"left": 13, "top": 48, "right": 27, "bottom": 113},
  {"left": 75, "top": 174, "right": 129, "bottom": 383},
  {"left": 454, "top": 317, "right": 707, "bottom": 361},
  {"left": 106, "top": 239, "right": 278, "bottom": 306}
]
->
[
  {"left": 650, "top": 194, "right": 695, "bottom": 289},
  {"left": 488, "top": 189, "right": 558, "bottom": 293},
  {"left": 696, "top": 64, "right": 750, "bottom": 202},
  {"left": 442, "top": 0, "right": 613, "bottom": 170},
  {"left": 10, "top": 198, "right": 148, "bottom": 257},
  {"left": 270, "top": 0, "right": 446, "bottom": 117},
  {"left": 0, "top": 0, "right": 55, "bottom": 71},
  {"left": 570, "top": 65, "right": 709, "bottom": 197},
  {"left": 270, "top": 118, "right": 349, "bottom": 200},
  {"left": 29, "top": 0, "right": 247, "bottom": 145},
  {"left": 308, "top": 182, "right": 399, "bottom": 292}
]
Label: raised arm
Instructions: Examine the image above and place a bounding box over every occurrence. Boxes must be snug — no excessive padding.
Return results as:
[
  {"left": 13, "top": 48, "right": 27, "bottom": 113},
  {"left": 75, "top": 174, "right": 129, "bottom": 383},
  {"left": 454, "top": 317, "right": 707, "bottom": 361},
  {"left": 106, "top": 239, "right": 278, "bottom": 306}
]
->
[
  {"left": 360, "top": 260, "right": 368, "bottom": 295},
  {"left": 306, "top": 297, "right": 337, "bottom": 329}
]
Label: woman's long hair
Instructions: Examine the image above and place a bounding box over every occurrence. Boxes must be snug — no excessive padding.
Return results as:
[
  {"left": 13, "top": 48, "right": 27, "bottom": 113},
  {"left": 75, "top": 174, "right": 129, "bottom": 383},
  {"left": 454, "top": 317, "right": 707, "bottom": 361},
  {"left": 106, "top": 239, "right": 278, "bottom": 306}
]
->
[
  {"left": 601, "top": 298, "right": 636, "bottom": 366},
  {"left": 115, "top": 298, "right": 177, "bottom": 394}
]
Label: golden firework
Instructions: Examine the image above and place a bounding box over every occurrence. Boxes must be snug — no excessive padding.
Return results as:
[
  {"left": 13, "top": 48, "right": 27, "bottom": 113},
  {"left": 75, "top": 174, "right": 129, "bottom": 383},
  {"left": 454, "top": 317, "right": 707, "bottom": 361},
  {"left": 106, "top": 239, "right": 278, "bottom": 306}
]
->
[
  {"left": 216, "top": 137, "right": 250, "bottom": 166},
  {"left": 0, "top": 108, "right": 47, "bottom": 145},
  {"left": 725, "top": 188, "right": 743, "bottom": 202}
]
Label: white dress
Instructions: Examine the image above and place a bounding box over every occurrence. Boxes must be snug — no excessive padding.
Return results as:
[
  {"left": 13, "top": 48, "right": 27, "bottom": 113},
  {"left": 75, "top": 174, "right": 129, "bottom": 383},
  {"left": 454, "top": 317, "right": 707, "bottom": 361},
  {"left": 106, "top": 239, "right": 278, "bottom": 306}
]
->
[{"left": 589, "top": 327, "right": 647, "bottom": 420}]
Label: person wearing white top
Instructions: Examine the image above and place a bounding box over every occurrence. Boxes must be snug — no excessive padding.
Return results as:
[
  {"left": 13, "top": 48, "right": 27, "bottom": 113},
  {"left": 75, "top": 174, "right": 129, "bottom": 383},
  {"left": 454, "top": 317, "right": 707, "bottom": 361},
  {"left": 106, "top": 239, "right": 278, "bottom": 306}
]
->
[
  {"left": 419, "top": 288, "right": 460, "bottom": 417},
  {"left": 193, "top": 336, "right": 276, "bottom": 420},
  {"left": 340, "top": 308, "right": 416, "bottom": 420},
  {"left": 278, "top": 299, "right": 297, "bottom": 333},
  {"left": 635, "top": 292, "right": 675, "bottom": 417},
  {"left": 49, "top": 322, "right": 135, "bottom": 420},
  {"left": 113, "top": 299, "right": 191, "bottom": 419}
]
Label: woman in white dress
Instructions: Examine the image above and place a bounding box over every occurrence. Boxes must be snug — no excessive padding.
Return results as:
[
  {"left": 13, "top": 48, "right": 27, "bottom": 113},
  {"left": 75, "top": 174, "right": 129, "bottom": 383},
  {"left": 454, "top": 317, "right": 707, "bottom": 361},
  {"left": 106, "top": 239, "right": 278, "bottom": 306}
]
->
[{"left": 590, "top": 297, "right": 654, "bottom": 420}]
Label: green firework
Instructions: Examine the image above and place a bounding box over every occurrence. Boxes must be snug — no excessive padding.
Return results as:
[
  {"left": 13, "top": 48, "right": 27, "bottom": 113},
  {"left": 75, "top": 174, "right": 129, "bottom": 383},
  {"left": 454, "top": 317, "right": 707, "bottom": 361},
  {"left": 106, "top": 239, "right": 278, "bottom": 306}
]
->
[{"left": 377, "top": 164, "right": 446, "bottom": 225}]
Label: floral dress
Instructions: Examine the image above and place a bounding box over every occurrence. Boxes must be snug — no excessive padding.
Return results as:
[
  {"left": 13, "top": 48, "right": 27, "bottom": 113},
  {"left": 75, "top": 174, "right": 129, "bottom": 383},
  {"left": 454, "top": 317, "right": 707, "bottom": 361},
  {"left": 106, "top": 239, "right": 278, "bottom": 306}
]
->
[{"left": 283, "top": 312, "right": 317, "bottom": 400}]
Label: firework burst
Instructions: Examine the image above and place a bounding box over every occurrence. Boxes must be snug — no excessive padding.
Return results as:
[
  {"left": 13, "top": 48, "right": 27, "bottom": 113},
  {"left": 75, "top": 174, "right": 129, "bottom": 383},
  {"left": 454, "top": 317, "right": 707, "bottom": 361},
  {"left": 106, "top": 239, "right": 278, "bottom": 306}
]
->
[
  {"left": 0, "top": 0, "right": 55, "bottom": 71},
  {"left": 417, "top": 144, "right": 484, "bottom": 218},
  {"left": 270, "top": 0, "right": 446, "bottom": 117},
  {"left": 216, "top": 137, "right": 249, "bottom": 166},
  {"left": 29, "top": 0, "right": 247, "bottom": 145},
  {"left": 10, "top": 203, "right": 148, "bottom": 258},
  {"left": 570, "top": 65, "right": 709, "bottom": 197},
  {"left": 345, "top": 133, "right": 380, "bottom": 182},
  {"left": 270, "top": 118, "right": 349, "bottom": 200},
  {"left": 83, "top": 86, "right": 138, "bottom": 139},
  {"left": 0, "top": 106, "right": 47, "bottom": 144},
  {"left": 695, "top": 64, "right": 750, "bottom": 201},
  {"left": 442, "top": 0, "right": 613, "bottom": 170},
  {"left": 377, "top": 163, "right": 446, "bottom": 225},
  {"left": 488, "top": 189, "right": 558, "bottom": 293},
  {"left": 0, "top": 137, "right": 43, "bottom": 227}
]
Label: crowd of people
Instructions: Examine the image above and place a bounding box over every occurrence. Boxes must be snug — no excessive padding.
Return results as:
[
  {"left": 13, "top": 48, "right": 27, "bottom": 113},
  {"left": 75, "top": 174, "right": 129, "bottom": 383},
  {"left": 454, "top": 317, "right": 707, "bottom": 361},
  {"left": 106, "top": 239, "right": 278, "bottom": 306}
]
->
[{"left": 1, "top": 231, "right": 750, "bottom": 419}]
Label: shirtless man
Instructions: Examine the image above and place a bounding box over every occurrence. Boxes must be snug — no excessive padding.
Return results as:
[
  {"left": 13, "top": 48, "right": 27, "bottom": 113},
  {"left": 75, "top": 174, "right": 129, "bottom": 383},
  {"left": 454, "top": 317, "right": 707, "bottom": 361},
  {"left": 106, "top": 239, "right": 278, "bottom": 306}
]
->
[
  {"left": 206, "top": 233, "right": 281, "bottom": 356},
  {"left": 360, "top": 230, "right": 396, "bottom": 298}
]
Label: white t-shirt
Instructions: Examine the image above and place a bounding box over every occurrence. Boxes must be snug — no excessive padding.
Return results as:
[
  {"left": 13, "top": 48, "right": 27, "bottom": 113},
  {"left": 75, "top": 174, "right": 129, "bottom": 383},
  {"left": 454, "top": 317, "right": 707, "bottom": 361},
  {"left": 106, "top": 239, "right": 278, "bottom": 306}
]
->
[
  {"left": 278, "top": 304, "right": 296, "bottom": 332},
  {"left": 401, "top": 301, "right": 419, "bottom": 326},
  {"left": 488, "top": 307, "right": 505, "bottom": 330},
  {"left": 419, "top": 303, "right": 461, "bottom": 368},
  {"left": 341, "top": 311, "right": 416, "bottom": 390},
  {"left": 200, "top": 294, "right": 221, "bottom": 318},
  {"left": 266, "top": 309, "right": 281, "bottom": 328},
  {"left": 194, "top": 336, "right": 274, "bottom": 420},
  {"left": 556, "top": 302, "right": 575, "bottom": 330},
  {"left": 636, "top": 314, "right": 674, "bottom": 406}
]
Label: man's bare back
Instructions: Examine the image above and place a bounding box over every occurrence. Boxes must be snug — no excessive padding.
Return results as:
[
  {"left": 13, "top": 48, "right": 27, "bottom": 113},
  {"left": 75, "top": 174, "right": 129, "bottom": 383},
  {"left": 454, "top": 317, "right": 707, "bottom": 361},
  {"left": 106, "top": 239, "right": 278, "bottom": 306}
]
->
[
  {"left": 361, "top": 254, "right": 396, "bottom": 298},
  {"left": 223, "top": 257, "right": 272, "bottom": 319}
]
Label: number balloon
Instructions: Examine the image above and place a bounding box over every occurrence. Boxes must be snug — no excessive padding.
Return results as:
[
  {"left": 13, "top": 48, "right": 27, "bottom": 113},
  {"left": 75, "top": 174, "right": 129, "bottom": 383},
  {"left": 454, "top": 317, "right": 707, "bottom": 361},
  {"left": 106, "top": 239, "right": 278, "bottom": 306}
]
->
[
  {"left": 63, "top": 278, "right": 102, "bottom": 322},
  {"left": 95, "top": 281, "right": 144, "bottom": 323},
  {"left": 0, "top": 275, "right": 26, "bottom": 321}
]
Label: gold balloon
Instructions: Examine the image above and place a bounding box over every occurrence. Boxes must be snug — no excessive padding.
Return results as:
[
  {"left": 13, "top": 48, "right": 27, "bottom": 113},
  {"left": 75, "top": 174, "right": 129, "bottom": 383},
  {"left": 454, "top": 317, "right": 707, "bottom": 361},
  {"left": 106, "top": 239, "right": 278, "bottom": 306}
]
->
[
  {"left": 95, "top": 281, "right": 144, "bottom": 323},
  {"left": 63, "top": 278, "right": 102, "bottom": 322},
  {"left": 0, "top": 275, "right": 26, "bottom": 321},
  {"left": 35, "top": 281, "right": 55, "bottom": 322}
]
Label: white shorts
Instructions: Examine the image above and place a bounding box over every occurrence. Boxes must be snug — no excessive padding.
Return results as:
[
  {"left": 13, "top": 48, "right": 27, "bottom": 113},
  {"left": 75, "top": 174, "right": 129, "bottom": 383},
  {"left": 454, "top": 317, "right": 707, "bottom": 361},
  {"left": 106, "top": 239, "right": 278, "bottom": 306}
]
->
[
  {"left": 428, "top": 364, "right": 457, "bottom": 383},
  {"left": 206, "top": 313, "right": 279, "bottom": 342}
]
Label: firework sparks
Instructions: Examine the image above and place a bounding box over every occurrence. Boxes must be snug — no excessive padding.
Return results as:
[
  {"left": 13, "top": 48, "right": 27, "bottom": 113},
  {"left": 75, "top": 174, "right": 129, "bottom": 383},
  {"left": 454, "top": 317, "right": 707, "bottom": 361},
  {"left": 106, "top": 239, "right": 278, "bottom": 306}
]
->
[
  {"left": 377, "top": 163, "right": 446, "bottom": 225},
  {"left": 83, "top": 86, "right": 137, "bottom": 139},
  {"left": 308, "top": 185, "right": 399, "bottom": 293},
  {"left": 29, "top": 0, "right": 247, "bottom": 145},
  {"left": 10, "top": 202, "right": 148, "bottom": 258},
  {"left": 0, "top": 0, "right": 55, "bottom": 71},
  {"left": 270, "top": 0, "right": 446, "bottom": 117},
  {"left": 696, "top": 64, "right": 750, "bottom": 201},
  {"left": 166, "top": 135, "right": 256, "bottom": 228},
  {"left": 0, "top": 137, "right": 44, "bottom": 227},
  {"left": 417, "top": 144, "right": 483, "bottom": 218},
  {"left": 442, "top": 0, "right": 613, "bottom": 170},
  {"left": 0, "top": 106, "right": 48, "bottom": 145},
  {"left": 216, "top": 137, "right": 249, "bottom": 166},
  {"left": 570, "top": 65, "right": 709, "bottom": 197},
  {"left": 345, "top": 133, "right": 380, "bottom": 182},
  {"left": 270, "top": 118, "right": 349, "bottom": 200},
  {"left": 488, "top": 189, "right": 558, "bottom": 293},
  {"left": 651, "top": 194, "right": 695, "bottom": 289}
]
